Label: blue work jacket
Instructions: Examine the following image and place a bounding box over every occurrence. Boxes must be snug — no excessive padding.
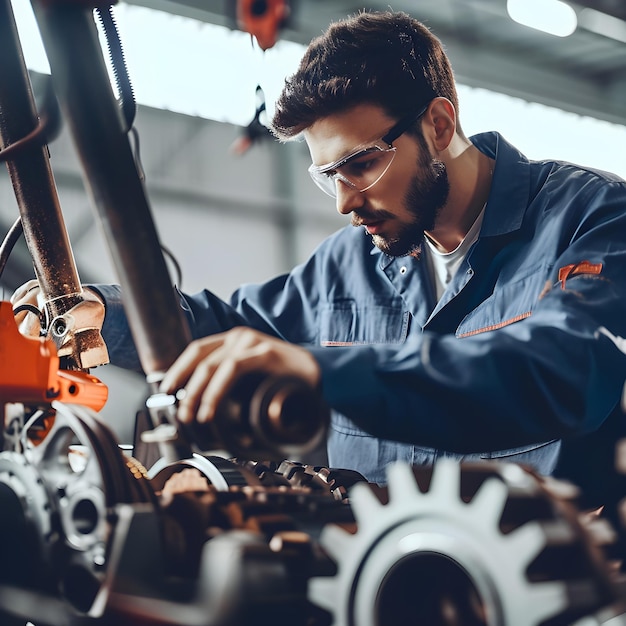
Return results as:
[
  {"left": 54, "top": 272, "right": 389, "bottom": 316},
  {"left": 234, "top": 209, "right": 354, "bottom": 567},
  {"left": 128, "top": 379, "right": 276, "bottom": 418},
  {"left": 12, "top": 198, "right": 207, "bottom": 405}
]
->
[{"left": 97, "top": 132, "right": 626, "bottom": 505}]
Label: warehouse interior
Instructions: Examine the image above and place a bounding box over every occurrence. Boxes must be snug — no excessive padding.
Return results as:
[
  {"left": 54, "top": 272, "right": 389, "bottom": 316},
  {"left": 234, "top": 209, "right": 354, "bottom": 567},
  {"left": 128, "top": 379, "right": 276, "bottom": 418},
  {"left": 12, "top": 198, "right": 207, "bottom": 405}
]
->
[
  {"left": 3, "top": 0, "right": 626, "bottom": 435},
  {"left": 1, "top": 0, "right": 626, "bottom": 624}
]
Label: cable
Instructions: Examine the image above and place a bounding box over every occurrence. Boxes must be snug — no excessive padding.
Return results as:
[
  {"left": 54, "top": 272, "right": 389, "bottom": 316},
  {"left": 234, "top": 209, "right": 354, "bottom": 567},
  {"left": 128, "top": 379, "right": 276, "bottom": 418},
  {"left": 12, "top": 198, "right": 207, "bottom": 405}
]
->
[
  {"left": 0, "top": 216, "right": 23, "bottom": 280},
  {"left": 94, "top": 5, "right": 137, "bottom": 132},
  {"left": 161, "top": 243, "right": 183, "bottom": 289},
  {"left": 12, "top": 303, "right": 41, "bottom": 317}
]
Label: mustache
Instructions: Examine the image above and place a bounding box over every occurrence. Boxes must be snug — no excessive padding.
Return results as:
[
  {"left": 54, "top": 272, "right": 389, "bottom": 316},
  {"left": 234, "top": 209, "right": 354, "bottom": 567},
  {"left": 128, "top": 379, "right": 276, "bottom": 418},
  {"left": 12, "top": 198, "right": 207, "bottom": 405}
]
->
[{"left": 351, "top": 209, "right": 395, "bottom": 228}]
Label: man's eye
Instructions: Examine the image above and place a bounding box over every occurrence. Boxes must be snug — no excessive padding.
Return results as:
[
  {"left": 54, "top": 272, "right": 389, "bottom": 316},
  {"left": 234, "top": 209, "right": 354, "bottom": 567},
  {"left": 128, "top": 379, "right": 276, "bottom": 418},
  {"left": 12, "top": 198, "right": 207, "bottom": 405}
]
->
[{"left": 342, "top": 155, "right": 380, "bottom": 177}]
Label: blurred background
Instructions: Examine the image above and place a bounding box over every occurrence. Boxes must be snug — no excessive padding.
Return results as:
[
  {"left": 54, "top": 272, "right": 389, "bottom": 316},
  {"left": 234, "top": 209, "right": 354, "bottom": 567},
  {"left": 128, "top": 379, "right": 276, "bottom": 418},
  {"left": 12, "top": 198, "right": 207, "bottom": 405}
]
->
[{"left": 2, "top": 0, "right": 625, "bottom": 443}]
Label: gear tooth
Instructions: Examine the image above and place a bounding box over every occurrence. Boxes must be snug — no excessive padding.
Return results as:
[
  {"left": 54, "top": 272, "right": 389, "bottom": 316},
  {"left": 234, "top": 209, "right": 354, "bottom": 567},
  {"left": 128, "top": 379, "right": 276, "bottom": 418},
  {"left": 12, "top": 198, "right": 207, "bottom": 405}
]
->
[
  {"left": 470, "top": 476, "right": 509, "bottom": 523},
  {"left": 349, "top": 481, "right": 383, "bottom": 524},
  {"left": 583, "top": 517, "right": 618, "bottom": 548},
  {"left": 430, "top": 458, "right": 461, "bottom": 498},
  {"left": 521, "top": 581, "right": 568, "bottom": 624},
  {"left": 308, "top": 577, "right": 341, "bottom": 613},
  {"left": 386, "top": 462, "right": 420, "bottom": 501},
  {"left": 539, "top": 519, "right": 578, "bottom": 546},
  {"left": 308, "top": 459, "right": 608, "bottom": 626},
  {"left": 560, "top": 579, "right": 612, "bottom": 614},
  {"left": 506, "top": 521, "right": 549, "bottom": 567},
  {"left": 319, "top": 523, "right": 353, "bottom": 560}
]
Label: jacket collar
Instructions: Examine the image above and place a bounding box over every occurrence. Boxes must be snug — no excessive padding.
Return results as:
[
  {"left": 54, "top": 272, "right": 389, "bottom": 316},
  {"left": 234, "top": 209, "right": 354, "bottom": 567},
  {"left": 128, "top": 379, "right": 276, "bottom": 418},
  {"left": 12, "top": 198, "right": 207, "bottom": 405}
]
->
[
  {"left": 375, "top": 131, "right": 530, "bottom": 269},
  {"left": 471, "top": 131, "right": 530, "bottom": 237}
]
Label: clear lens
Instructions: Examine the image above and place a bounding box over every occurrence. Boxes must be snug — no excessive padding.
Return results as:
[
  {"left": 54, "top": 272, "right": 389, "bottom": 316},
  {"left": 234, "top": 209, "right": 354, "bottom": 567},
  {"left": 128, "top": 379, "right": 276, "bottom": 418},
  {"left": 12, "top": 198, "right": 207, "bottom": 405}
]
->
[{"left": 309, "top": 145, "right": 397, "bottom": 198}]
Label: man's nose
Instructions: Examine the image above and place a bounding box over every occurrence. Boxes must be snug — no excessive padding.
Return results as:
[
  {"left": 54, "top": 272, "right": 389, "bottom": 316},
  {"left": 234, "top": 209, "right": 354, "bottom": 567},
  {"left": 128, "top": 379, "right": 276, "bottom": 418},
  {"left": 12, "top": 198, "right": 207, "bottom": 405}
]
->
[{"left": 335, "top": 179, "right": 363, "bottom": 216}]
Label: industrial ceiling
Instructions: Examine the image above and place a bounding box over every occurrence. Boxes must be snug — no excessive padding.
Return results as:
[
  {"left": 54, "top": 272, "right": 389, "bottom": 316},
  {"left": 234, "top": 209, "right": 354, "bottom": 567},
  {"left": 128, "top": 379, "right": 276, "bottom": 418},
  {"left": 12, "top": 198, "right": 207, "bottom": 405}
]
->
[{"left": 129, "top": 0, "right": 626, "bottom": 126}]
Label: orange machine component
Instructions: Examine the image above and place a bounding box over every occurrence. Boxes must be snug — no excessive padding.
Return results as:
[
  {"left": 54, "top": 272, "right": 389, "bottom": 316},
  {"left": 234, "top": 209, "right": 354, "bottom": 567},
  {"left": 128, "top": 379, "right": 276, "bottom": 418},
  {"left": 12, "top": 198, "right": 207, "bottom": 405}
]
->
[
  {"left": 236, "top": 0, "right": 289, "bottom": 51},
  {"left": 0, "top": 301, "right": 108, "bottom": 411}
]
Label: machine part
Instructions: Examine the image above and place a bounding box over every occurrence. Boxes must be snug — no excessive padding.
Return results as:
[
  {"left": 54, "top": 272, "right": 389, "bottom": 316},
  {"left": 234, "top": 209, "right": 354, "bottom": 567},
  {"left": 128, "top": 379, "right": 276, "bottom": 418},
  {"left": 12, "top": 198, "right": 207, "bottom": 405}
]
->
[
  {"left": 30, "top": 0, "right": 192, "bottom": 378},
  {"left": 102, "top": 479, "right": 353, "bottom": 625},
  {"left": 150, "top": 454, "right": 264, "bottom": 491},
  {"left": 0, "top": 400, "right": 156, "bottom": 621},
  {"left": 2, "top": 400, "right": 623, "bottom": 626},
  {"left": 0, "top": 451, "right": 57, "bottom": 589},
  {"left": 148, "top": 455, "right": 356, "bottom": 580},
  {"left": 136, "top": 390, "right": 195, "bottom": 468},
  {"left": 309, "top": 459, "right": 620, "bottom": 626},
  {"left": 0, "top": 301, "right": 108, "bottom": 411},
  {"left": 46, "top": 294, "right": 109, "bottom": 369},
  {"left": 236, "top": 458, "right": 368, "bottom": 500},
  {"left": 275, "top": 460, "right": 368, "bottom": 501},
  {"left": 27, "top": 0, "right": 329, "bottom": 466},
  {"left": 25, "top": 402, "right": 156, "bottom": 511},
  {"left": 206, "top": 373, "right": 329, "bottom": 460},
  {"left": 570, "top": 606, "right": 626, "bottom": 625},
  {"left": 141, "top": 374, "right": 329, "bottom": 465},
  {"left": 0, "top": 0, "right": 108, "bottom": 371},
  {"left": 105, "top": 522, "right": 320, "bottom": 626}
]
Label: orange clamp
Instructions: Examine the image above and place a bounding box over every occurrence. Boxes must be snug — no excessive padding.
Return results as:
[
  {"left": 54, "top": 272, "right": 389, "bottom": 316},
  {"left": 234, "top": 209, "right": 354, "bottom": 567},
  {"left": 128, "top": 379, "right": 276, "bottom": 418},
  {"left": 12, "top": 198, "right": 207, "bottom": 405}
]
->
[{"left": 0, "top": 301, "right": 107, "bottom": 411}]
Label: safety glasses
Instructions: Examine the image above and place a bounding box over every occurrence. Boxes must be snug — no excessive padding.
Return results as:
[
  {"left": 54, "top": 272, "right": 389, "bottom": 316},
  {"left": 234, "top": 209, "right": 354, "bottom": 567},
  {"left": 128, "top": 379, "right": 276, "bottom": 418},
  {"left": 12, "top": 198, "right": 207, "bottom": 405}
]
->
[{"left": 308, "top": 101, "right": 431, "bottom": 198}]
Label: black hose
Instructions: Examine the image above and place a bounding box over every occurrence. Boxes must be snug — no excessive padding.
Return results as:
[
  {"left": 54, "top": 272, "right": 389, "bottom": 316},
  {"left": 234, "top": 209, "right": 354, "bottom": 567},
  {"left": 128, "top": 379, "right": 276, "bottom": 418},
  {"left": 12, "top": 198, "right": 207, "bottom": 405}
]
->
[
  {"left": 0, "top": 216, "right": 23, "bottom": 280},
  {"left": 94, "top": 5, "right": 137, "bottom": 132}
]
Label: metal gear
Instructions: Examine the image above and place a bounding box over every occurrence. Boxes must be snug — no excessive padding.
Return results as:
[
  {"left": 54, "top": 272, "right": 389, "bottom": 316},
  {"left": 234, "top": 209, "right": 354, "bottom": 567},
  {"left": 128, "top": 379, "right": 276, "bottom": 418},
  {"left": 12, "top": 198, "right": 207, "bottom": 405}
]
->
[
  {"left": 0, "top": 401, "right": 157, "bottom": 622},
  {"left": 309, "top": 459, "right": 618, "bottom": 626},
  {"left": 0, "top": 450, "right": 56, "bottom": 588}
]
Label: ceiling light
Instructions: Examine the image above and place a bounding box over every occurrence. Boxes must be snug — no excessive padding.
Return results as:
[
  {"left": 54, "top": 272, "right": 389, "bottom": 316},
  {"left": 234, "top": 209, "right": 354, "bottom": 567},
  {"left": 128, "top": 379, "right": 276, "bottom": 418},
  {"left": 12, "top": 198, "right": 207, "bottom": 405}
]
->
[{"left": 507, "top": 0, "right": 577, "bottom": 37}]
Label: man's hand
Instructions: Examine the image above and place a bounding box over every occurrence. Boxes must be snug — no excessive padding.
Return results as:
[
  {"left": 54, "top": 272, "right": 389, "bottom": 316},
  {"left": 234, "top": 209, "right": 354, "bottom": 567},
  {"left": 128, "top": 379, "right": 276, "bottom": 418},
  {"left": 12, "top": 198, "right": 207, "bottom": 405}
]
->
[
  {"left": 11, "top": 281, "right": 106, "bottom": 349},
  {"left": 10, "top": 279, "right": 43, "bottom": 337},
  {"left": 159, "top": 327, "right": 321, "bottom": 424}
]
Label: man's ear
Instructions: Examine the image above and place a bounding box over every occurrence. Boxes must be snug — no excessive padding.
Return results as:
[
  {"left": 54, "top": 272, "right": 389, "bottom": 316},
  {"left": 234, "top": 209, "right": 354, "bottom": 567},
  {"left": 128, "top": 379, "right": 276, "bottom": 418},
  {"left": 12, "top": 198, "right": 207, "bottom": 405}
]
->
[{"left": 423, "top": 97, "right": 456, "bottom": 152}]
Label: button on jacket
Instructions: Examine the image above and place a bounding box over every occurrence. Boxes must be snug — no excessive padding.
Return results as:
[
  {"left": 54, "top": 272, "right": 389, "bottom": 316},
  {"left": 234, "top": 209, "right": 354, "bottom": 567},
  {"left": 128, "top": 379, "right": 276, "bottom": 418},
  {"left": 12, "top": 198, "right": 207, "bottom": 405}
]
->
[{"left": 96, "top": 132, "right": 626, "bottom": 503}]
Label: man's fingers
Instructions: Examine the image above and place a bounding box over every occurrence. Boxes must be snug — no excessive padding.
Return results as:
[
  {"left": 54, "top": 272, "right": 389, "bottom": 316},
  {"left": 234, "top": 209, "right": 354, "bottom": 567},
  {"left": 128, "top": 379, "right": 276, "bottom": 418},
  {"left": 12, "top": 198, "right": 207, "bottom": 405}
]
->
[
  {"left": 10, "top": 279, "right": 39, "bottom": 305},
  {"left": 174, "top": 350, "right": 224, "bottom": 422},
  {"left": 11, "top": 280, "right": 40, "bottom": 329},
  {"left": 160, "top": 328, "right": 322, "bottom": 426},
  {"left": 159, "top": 334, "right": 227, "bottom": 395},
  {"left": 161, "top": 329, "right": 265, "bottom": 423},
  {"left": 175, "top": 340, "right": 258, "bottom": 423},
  {"left": 191, "top": 341, "right": 292, "bottom": 423}
]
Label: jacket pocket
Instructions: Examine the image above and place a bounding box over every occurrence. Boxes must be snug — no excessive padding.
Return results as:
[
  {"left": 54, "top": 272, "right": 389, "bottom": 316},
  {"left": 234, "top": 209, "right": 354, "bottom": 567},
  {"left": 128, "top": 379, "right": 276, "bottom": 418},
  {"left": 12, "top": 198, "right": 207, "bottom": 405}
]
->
[
  {"left": 456, "top": 262, "right": 551, "bottom": 337},
  {"left": 320, "top": 302, "right": 410, "bottom": 346}
]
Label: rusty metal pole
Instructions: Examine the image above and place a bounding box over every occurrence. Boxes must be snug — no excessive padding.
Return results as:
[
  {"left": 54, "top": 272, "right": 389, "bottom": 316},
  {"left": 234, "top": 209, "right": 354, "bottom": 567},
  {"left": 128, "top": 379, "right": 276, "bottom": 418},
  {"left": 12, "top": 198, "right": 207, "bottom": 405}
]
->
[
  {"left": 29, "top": 0, "right": 192, "bottom": 381},
  {"left": 0, "top": 0, "right": 107, "bottom": 369},
  {"left": 26, "top": 1, "right": 328, "bottom": 464}
]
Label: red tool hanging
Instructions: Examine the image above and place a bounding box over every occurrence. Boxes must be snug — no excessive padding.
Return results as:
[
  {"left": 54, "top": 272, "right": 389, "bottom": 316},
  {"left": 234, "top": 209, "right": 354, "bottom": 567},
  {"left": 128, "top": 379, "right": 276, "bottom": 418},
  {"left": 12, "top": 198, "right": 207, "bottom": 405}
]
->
[{"left": 236, "top": 0, "right": 290, "bottom": 51}]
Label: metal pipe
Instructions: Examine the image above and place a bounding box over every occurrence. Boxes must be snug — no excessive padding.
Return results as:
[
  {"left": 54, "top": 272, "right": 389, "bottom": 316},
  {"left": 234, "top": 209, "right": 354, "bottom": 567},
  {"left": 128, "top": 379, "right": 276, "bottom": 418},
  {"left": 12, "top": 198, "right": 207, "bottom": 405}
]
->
[
  {"left": 29, "top": 0, "right": 192, "bottom": 378},
  {"left": 0, "top": 1, "right": 82, "bottom": 325}
]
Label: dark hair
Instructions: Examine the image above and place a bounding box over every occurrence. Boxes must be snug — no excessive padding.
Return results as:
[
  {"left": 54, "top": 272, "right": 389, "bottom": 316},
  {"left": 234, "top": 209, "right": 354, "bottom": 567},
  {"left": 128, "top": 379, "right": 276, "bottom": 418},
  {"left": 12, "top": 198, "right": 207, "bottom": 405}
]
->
[{"left": 271, "top": 11, "right": 462, "bottom": 141}]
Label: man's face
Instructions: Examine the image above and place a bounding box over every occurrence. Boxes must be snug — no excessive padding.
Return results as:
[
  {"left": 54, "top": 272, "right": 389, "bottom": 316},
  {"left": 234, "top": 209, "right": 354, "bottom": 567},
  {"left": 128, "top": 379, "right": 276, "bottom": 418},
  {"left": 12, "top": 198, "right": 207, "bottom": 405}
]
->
[{"left": 304, "top": 103, "right": 449, "bottom": 257}]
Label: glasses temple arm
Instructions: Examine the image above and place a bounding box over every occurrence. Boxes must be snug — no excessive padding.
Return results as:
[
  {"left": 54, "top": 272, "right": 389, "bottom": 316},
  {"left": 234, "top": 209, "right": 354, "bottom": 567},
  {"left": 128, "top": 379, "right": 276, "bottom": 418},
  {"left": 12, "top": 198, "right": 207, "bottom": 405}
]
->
[{"left": 381, "top": 100, "right": 432, "bottom": 144}]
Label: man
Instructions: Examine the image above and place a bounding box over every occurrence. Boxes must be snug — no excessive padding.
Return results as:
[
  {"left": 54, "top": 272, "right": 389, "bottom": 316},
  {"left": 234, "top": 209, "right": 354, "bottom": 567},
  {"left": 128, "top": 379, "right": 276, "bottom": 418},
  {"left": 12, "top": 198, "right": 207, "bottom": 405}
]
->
[{"left": 13, "top": 12, "right": 626, "bottom": 509}]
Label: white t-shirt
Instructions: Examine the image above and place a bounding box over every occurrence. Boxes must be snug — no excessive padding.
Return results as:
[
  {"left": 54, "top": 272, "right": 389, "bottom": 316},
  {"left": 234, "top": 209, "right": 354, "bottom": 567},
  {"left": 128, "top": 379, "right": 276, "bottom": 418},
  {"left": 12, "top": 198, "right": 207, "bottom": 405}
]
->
[{"left": 423, "top": 208, "right": 485, "bottom": 301}]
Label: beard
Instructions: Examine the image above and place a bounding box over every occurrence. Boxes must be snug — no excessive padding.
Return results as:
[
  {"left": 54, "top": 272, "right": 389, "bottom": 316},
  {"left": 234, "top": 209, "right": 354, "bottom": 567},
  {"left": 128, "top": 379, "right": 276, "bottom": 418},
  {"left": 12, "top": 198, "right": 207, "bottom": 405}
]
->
[{"left": 354, "top": 135, "right": 450, "bottom": 258}]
